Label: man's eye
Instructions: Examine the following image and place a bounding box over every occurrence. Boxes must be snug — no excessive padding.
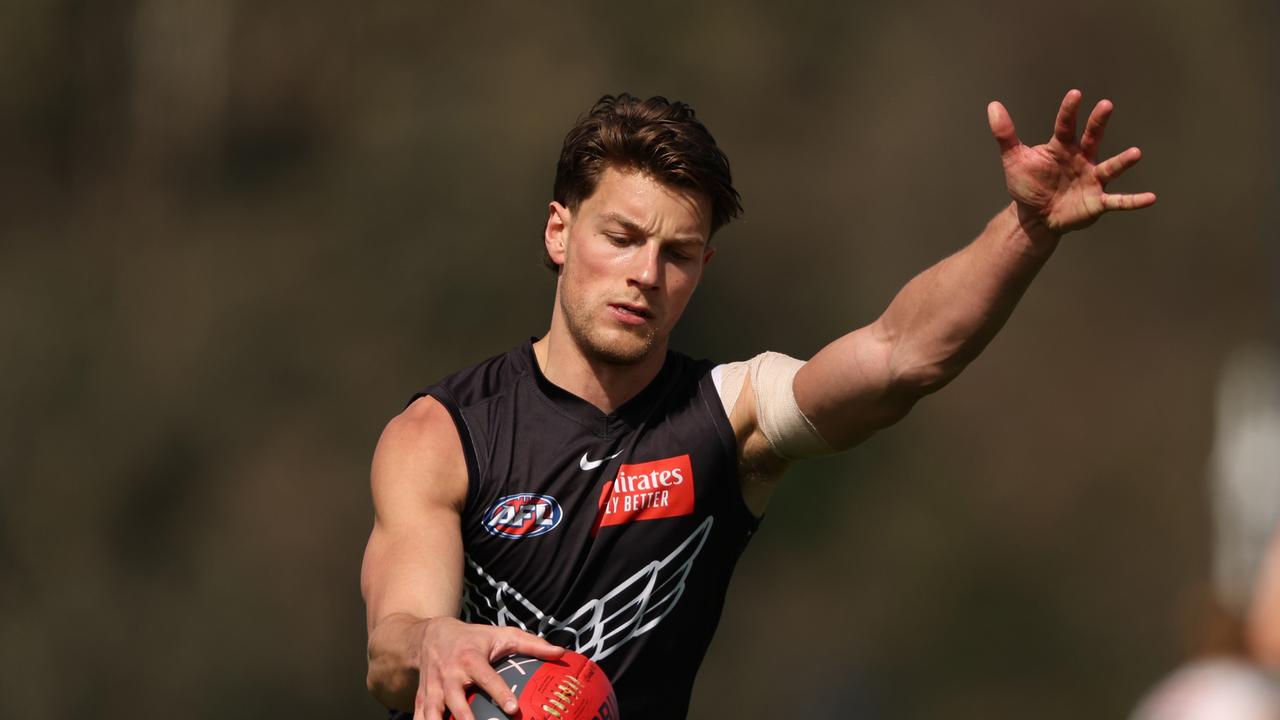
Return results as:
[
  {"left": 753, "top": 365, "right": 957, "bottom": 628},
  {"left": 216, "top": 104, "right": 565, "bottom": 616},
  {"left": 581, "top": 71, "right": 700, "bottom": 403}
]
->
[{"left": 606, "top": 234, "right": 629, "bottom": 245}]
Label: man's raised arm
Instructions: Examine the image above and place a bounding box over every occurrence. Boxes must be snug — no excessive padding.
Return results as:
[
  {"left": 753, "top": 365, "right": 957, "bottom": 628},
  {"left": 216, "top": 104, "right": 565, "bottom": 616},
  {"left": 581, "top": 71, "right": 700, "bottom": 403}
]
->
[
  {"left": 361, "top": 396, "right": 562, "bottom": 720},
  {"left": 794, "top": 90, "right": 1156, "bottom": 450}
]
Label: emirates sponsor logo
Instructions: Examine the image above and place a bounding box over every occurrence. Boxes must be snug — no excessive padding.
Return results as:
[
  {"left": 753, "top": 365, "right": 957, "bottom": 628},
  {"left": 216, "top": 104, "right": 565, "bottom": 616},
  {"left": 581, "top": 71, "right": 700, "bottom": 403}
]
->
[{"left": 594, "top": 454, "right": 694, "bottom": 531}]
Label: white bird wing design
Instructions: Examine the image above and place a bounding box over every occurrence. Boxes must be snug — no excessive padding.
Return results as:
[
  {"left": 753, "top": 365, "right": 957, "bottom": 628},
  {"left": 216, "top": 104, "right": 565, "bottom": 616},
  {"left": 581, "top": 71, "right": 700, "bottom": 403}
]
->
[{"left": 460, "top": 516, "right": 713, "bottom": 662}]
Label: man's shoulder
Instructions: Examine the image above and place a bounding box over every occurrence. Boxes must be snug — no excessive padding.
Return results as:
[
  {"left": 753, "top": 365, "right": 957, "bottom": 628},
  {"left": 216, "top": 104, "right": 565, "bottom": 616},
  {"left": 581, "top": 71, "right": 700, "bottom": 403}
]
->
[
  {"left": 409, "top": 340, "right": 531, "bottom": 410},
  {"left": 373, "top": 394, "right": 469, "bottom": 512},
  {"left": 384, "top": 395, "right": 456, "bottom": 449}
]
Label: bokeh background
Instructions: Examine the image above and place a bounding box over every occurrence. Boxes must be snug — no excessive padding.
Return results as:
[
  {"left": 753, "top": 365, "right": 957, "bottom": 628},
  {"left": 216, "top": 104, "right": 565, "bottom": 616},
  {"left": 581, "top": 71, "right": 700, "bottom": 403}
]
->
[{"left": 2, "top": 0, "right": 1276, "bottom": 717}]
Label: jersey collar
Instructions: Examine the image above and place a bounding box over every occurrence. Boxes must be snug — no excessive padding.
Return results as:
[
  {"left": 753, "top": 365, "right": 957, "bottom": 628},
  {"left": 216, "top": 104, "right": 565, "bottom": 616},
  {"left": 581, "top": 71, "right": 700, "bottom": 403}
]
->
[{"left": 521, "top": 338, "right": 677, "bottom": 437}]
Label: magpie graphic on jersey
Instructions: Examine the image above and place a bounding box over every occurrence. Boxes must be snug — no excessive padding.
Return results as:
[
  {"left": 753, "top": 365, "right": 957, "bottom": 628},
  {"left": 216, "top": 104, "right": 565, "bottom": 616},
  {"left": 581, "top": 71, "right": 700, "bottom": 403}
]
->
[{"left": 460, "top": 516, "right": 714, "bottom": 662}]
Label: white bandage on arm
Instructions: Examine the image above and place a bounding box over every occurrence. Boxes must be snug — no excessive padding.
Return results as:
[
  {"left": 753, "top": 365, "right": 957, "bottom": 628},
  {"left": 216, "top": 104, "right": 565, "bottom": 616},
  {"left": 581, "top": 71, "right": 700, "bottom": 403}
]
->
[{"left": 711, "top": 352, "right": 834, "bottom": 460}]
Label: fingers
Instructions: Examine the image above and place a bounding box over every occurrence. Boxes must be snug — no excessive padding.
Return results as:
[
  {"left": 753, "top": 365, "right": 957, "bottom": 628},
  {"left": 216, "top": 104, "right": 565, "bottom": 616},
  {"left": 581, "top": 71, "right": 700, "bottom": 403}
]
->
[
  {"left": 1052, "top": 89, "right": 1083, "bottom": 146},
  {"left": 442, "top": 682, "right": 475, "bottom": 720},
  {"left": 1095, "top": 146, "right": 1143, "bottom": 184},
  {"left": 418, "top": 656, "right": 463, "bottom": 720},
  {"left": 466, "top": 657, "right": 521, "bottom": 716},
  {"left": 498, "top": 627, "right": 566, "bottom": 661},
  {"left": 1079, "top": 99, "right": 1113, "bottom": 161},
  {"left": 986, "top": 101, "right": 1021, "bottom": 155},
  {"left": 1102, "top": 192, "right": 1157, "bottom": 211},
  {"left": 416, "top": 681, "right": 445, "bottom": 720},
  {"left": 1095, "top": 146, "right": 1155, "bottom": 210}
]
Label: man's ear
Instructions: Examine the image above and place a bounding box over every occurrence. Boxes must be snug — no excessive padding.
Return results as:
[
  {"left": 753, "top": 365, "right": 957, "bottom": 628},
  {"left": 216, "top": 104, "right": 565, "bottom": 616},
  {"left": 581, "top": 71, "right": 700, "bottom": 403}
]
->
[
  {"left": 702, "top": 245, "right": 716, "bottom": 268},
  {"left": 544, "top": 202, "right": 571, "bottom": 267}
]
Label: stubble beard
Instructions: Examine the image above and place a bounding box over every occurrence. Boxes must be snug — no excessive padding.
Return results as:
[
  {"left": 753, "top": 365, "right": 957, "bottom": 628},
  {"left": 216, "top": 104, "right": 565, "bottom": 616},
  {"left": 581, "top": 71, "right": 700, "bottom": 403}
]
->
[{"left": 559, "top": 290, "right": 660, "bottom": 366}]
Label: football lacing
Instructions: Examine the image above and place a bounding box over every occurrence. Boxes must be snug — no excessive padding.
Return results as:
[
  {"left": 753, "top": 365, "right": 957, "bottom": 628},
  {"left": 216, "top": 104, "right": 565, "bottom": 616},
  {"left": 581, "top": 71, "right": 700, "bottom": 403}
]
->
[{"left": 541, "top": 676, "right": 583, "bottom": 718}]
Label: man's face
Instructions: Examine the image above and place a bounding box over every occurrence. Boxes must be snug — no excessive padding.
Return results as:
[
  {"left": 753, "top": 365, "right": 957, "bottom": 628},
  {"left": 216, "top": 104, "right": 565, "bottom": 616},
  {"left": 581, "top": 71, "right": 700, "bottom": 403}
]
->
[{"left": 546, "top": 166, "right": 715, "bottom": 365}]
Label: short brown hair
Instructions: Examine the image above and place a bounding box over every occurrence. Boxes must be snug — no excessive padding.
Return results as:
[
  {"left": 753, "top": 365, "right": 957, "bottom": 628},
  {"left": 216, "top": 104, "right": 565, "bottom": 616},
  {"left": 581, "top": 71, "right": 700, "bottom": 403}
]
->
[{"left": 545, "top": 93, "right": 743, "bottom": 271}]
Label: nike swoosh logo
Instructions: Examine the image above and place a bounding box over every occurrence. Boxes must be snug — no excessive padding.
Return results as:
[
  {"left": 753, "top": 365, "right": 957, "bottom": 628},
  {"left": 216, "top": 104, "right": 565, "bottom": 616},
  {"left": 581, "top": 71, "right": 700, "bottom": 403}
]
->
[{"left": 579, "top": 450, "right": 623, "bottom": 471}]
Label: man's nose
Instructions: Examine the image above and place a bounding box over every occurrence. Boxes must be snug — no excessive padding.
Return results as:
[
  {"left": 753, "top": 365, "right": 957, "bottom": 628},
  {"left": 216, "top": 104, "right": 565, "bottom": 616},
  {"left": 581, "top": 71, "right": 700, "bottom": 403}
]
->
[{"left": 628, "top": 243, "right": 661, "bottom": 290}]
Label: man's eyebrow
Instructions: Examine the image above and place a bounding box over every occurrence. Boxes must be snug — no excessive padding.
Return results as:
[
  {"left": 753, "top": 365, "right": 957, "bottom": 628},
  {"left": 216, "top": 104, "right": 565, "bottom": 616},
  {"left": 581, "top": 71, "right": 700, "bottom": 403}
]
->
[
  {"left": 665, "top": 236, "right": 707, "bottom": 248},
  {"left": 600, "top": 212, "right": 705, "bottom": 244},
  {"left": 600, "top": 212, "right": 644, "bottom": 232}
]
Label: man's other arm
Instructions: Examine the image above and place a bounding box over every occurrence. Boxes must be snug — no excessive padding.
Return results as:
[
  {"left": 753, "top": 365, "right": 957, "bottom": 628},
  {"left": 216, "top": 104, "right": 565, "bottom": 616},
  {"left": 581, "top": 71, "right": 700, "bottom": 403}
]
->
[
  {"left": 793, "top": 90, "right": 1155, "bottom": 450},
  {"left": 361, "top": 396, "right": 561, "bottom": 720},
  {"left": 794, "top": 202, "right": 1055, "bottom": 449}
]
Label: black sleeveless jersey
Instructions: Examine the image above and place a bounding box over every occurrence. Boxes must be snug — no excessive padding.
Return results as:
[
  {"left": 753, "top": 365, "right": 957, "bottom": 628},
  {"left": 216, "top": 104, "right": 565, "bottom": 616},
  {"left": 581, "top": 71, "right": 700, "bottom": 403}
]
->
[{"left": 407, "top": 340, "right": 759, "bottom": 719}]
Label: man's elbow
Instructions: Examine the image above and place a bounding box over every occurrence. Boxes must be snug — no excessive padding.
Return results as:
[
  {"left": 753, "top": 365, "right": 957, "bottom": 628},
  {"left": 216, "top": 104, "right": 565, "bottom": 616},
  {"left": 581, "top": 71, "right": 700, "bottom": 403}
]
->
[
  {"left": 365, "top": 621, "right": 420, "bottom": 710},
  {"left": 875, "top": 322, "right": 970, "bottom": 398},
  {"left": 892, "top": 356, "right": 965, "bottom": 398},
  {"left": 366, "top": 653, "right": 416, "bottom": 711},
  {"left": 365, "top": 663, "right": 388, "bottom": 703}
]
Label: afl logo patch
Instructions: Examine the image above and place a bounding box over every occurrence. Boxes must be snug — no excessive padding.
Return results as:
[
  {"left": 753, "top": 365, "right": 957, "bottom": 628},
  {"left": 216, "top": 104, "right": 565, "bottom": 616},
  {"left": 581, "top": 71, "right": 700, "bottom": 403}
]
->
[{"left": 482, "top": 493, "right": 563, "bottom": 539}]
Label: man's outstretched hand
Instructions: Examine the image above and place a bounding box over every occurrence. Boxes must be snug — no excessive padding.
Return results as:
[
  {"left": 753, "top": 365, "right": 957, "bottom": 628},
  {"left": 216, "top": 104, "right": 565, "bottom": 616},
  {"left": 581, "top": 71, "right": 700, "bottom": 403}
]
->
[{"left": 988, "top": 89, "right": 1156, "bottom": 236}]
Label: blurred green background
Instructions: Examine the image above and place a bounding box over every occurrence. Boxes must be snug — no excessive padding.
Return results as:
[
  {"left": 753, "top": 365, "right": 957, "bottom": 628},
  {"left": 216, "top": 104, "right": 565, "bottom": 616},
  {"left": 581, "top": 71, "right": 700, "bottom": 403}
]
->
[{"left": 2, "top": 0, "right": 1275, "bottom": 717}]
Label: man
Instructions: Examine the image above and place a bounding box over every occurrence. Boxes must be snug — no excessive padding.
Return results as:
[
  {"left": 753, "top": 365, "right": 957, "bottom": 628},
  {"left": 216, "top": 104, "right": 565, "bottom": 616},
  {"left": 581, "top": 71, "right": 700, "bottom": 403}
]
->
[{"left": 361, "top": 91, "right": 1155, "bottom": 719}]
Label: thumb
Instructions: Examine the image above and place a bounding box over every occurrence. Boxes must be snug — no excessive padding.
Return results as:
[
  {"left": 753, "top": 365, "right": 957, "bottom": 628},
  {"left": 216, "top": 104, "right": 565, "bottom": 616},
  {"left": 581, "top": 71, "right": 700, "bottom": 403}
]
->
[{"left": 987, "top": 101, "right": 1020, "bottom": 155}]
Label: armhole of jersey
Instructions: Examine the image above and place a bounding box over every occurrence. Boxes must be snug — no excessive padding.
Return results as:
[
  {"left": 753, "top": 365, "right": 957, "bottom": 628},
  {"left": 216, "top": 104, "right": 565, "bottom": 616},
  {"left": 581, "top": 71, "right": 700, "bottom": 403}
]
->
[
  {"left": 699, "top": 367, "right": 762, "bottom": 530},
  {"left": 710, "top": 362, "right": 743, "bottom": 417},
  {"left": 408, "top": 386, "right": 482, "bottom": 517}
]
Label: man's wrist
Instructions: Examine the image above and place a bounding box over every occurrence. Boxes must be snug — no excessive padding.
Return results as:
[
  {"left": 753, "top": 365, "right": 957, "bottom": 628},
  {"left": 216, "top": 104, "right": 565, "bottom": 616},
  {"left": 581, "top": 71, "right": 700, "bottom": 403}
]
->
[
  {"left": 998, "top": 198, "right": 1059, "bottom": 257},
  {"left": 1009, "top": 202, "right": 1062, "bottom": 251}
]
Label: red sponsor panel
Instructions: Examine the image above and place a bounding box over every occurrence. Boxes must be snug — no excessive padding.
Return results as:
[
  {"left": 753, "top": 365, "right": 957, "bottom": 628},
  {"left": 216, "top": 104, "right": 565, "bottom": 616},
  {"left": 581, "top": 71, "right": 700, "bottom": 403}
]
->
[{"left": 595, "top": 454, "right": 694, "bottom": 531}]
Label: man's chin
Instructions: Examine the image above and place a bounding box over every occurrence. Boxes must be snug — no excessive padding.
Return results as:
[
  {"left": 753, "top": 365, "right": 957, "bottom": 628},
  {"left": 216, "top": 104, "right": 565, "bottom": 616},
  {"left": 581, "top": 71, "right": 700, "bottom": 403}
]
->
[{"left": 584, "top": 328, "right": 660, "bottom": 366}]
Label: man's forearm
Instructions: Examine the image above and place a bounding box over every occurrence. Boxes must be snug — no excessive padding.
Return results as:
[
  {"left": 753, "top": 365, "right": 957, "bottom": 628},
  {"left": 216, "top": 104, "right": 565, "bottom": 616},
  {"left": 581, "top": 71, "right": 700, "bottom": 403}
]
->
[{"left": 878, "top": 201, "right": 1059, "bottom": 394}]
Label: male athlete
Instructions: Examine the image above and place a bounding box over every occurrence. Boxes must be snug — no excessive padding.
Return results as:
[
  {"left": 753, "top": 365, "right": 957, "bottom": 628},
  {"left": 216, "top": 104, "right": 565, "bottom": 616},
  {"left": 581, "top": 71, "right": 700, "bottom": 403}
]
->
[{"left": 361, "top": 91, "right": 1155, "bottom": 719}]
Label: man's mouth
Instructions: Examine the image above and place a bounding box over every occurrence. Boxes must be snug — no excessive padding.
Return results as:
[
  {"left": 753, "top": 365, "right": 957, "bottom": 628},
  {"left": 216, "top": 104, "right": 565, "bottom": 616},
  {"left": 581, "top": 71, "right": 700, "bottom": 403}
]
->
[
  {"left": 609, "top": 302, "right": 653, "bottom": 323},
  {"left": 612, "top": 303, "right": 652, "bottom": 317}
]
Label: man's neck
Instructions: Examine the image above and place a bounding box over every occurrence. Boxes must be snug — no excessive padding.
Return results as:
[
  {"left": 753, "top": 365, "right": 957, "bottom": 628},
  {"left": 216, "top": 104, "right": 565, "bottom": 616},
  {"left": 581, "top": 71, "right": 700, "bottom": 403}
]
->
[{"left": 532, "top": 328, "right": 667, "bottom": 415}]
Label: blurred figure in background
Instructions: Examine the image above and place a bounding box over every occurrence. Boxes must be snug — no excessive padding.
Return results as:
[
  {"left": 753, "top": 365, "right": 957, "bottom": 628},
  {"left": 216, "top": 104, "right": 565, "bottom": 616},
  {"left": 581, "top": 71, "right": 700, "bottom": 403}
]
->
[{"left": 1131, "top": 346, "right": 1280, "bottom": 720}]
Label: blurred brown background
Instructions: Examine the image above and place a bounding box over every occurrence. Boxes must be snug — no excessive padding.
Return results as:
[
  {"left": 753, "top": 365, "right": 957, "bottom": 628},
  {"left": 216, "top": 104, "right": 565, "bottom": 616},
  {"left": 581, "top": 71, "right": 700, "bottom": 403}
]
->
[{"left": 2, "top": 0, "right": 1275, "bottom": 717}]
